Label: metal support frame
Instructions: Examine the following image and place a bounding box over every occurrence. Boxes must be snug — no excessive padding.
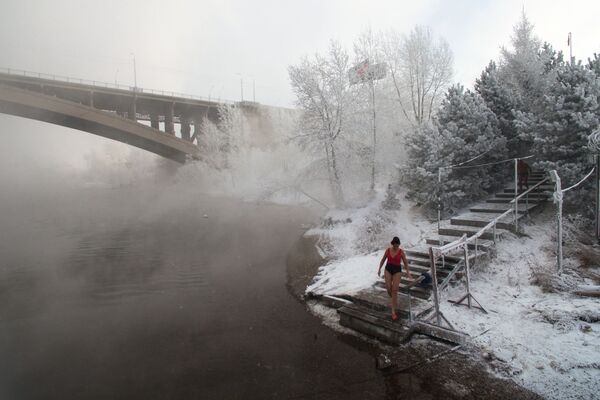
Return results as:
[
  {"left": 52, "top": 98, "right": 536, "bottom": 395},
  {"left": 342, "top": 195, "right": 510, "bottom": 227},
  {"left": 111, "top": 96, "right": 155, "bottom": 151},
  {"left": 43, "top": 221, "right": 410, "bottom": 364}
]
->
[
  {"left": 428, "top": 247, "right": 454, "bottom": 329},
  {"left": 448, "top": 243, "right": 487, "bottom": 313}
]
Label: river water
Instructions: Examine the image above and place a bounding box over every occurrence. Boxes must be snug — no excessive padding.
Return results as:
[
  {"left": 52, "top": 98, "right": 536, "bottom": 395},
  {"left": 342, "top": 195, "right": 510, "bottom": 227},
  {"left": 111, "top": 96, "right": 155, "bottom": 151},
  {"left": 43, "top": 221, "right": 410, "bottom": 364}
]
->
[{"left": 0, "top": 182, "right": 395, "bottom": 399}]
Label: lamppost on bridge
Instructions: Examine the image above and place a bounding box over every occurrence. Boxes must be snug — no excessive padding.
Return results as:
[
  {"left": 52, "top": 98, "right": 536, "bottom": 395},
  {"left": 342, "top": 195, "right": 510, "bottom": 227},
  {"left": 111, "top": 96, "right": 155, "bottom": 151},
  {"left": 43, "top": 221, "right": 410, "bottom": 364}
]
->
[
  {"left": 130, "top": 53, "right": 137, "bottom": 91},
  {"left": 236, "top": 73, "right": 244, "bottom": 101}
]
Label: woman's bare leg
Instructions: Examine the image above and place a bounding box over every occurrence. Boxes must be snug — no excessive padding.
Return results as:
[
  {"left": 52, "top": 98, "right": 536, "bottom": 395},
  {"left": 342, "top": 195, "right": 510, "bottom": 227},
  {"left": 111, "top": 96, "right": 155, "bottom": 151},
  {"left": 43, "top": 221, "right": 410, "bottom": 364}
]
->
[
  {"left": 384, "top": 270, "right": 392, "bottom": 297},
  {"left": 391, "top": 272, "right": 403, "bottom": 317}
]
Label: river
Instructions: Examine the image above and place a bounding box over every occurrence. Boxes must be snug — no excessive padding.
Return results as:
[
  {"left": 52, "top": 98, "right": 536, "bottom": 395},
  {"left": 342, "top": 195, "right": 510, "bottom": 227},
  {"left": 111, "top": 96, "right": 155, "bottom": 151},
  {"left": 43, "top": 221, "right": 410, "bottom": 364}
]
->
[{"left": 0, "top": 182, "right": 394, "bottom": 399}]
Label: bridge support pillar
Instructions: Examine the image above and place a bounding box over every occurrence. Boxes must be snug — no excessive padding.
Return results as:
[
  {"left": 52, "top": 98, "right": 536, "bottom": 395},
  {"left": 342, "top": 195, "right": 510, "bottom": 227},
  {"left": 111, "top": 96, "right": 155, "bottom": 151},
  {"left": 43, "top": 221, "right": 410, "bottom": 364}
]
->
[
  {"left": 150, "top": 114, "right": 160, "bottom": 130},
  {"left": 88, "top": 91, "right": 94, "bottom": 108},
  {"left": 181, "top": 116, "right": 191, "bottom": 141},
  {"left": 192, "top": 116, "right": 203, "bottom": 143},
  {"left": 165, "top": 102, "right": 175, "bottom": 135},
  {"left": 128, "top": 96, "right": 137, "bottom": 121}
]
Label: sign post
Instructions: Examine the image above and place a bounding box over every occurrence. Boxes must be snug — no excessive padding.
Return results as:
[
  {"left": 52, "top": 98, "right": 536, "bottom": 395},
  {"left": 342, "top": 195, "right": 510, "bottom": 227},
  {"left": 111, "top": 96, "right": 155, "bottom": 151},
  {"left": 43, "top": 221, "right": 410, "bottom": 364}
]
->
[{"left": 348, "top": 60, "right": 387, "bottom": 191}]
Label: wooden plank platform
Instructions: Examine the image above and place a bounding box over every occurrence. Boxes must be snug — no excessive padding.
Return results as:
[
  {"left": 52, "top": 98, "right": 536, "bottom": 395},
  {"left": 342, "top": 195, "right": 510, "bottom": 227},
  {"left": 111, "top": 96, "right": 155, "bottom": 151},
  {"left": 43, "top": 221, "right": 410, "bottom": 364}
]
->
[
  {"left": 338, "top": 303, "right": 413, "bottom": 345},
  {"left": 412, "top": 321, "right": 468, "bottom": 345},
  {"left": 338, "top": 303, "right": 467, "bottom": 345}
]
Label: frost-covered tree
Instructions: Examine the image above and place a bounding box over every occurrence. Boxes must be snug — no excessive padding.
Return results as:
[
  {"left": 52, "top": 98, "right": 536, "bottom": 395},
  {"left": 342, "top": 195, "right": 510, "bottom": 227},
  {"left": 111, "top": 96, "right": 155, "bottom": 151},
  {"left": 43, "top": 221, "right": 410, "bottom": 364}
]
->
[
  {"left": 480, "top": 14, "right": 563, "bottom": 156},
  {"left": 402, "top": 85, "right": 507, "bottom": 214},
  {"left": 499, "top": 12, "right": 548, "bottom": 111},
  {"left": 515, "top": 62, "right": 600, "bottom": 215},
  {"left": 288, "top": 40, "right": 357, "bottom": 207},
  {"left": 381, "top": 26, "right": 453, "bottom": 127},
  {"left": 401, "top": 123, "right": 444, "bottom": 211},
  {"left": 196, "top": 104, "right": 243, "bottom": 170},
  {"left": 588, "top": 53, "right": 600, "bottom": 75},
  {"left": 475, "top": 61, "right": 521, "bottom": 155}
]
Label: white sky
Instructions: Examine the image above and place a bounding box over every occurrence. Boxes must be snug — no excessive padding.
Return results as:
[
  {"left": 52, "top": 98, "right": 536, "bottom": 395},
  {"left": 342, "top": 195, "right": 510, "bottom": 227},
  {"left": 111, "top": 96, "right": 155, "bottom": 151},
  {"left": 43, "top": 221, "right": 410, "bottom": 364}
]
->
[{"left": 1, "top": 0, "right": 599, "bottom": 108}]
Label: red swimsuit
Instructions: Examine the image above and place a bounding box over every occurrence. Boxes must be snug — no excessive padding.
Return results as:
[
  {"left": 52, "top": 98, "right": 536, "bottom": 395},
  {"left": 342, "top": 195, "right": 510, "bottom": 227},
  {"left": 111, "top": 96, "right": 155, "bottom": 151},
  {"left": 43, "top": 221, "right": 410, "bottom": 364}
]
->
[{"left": 384, "top": 248, "right": 403, "bottom": 274}]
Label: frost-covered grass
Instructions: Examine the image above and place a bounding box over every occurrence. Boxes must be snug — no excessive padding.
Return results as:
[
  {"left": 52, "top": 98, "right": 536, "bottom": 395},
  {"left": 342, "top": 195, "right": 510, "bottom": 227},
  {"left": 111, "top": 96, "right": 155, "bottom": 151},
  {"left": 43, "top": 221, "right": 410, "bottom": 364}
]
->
[
  {"left": 441, "top": 215, "right": 600, "bottom": 400},
  {"left": 306, "top": 197, "right": 600, "bottom": 400},
  {"left": 306, "top": 187, "right": 434, "bottom": 264}
]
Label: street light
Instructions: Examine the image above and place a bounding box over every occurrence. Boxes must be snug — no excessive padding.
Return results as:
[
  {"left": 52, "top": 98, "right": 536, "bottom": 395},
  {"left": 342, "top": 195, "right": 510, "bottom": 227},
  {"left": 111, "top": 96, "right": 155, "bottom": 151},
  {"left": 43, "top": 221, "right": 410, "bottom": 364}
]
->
[
  {"left": 130, "top": 53, "right": 137, "bottom": 90},
  {"left": 236, "top": 73, "right": 244, "bottom": 101}
]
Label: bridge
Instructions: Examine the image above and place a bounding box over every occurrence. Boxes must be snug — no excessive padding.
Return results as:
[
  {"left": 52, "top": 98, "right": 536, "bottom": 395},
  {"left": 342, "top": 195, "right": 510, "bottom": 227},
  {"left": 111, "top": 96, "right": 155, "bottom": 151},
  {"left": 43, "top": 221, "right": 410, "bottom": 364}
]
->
[{"left": 0, "top": 68, "right": 268, "bottom": 163}]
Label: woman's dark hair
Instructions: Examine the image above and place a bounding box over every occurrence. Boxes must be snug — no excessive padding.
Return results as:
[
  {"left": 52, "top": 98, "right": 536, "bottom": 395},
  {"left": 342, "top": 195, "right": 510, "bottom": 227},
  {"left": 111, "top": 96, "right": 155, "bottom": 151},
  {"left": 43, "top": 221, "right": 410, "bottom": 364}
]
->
[{"left": 391, "top": 236, "right": 401, "bottom": 245}]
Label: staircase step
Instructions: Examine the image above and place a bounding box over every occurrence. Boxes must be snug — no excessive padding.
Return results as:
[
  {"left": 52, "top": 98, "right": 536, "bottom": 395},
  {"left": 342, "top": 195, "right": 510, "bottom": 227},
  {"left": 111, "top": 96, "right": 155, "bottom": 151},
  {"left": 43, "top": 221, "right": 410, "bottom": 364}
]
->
[
  {"left": 438, "top": 225, "right": 507, "bottom": 240},
  {"left": 495, "top": 192, "right": 548, "bottom": 199},
  {"left": 470, "top": 203, "right": 536, "bottom": 214},
  {"left": 407, "top": 249, "right": 481, "bottom": 268},
  {"left": 405, "top": 248, "right": 465, "bottom": 263},
  {"left": 426, "top": 237, "right": 494, "bottom": 250},
  {"left": 451, "top": 212, "right": 522, "bottom": 231},
  {"left": 398, "top": 283, "right": 432, "bottom": 299},
  {"left": 374, "top": 280, "right": 432, "bottom": 300},
  {"left": 487, "top": 198, "right": 544, "bottom": 204},
  {"left": 408, "top": 257, "right": 457, "bottom": 270},
  {"left": 502, "top": 186, "right": 553, "bottom": 194}
]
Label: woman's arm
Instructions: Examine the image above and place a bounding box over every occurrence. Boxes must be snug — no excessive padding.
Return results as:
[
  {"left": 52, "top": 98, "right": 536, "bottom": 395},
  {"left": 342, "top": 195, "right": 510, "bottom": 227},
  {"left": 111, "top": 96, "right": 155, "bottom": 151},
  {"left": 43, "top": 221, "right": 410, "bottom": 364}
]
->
[
  {"left": 378, "top": 249, "right": 388, "bottom": 277},
  {"left": 401, "top": 251, "right": 411, "bottom": 279}
]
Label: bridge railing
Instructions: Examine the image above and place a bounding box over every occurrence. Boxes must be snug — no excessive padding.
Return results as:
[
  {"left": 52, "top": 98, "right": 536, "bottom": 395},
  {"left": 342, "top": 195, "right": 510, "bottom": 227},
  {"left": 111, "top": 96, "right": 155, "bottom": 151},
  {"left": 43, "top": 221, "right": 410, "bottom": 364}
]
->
[{"left": 0, "top": 66, "right": 234, "bottom": 105}]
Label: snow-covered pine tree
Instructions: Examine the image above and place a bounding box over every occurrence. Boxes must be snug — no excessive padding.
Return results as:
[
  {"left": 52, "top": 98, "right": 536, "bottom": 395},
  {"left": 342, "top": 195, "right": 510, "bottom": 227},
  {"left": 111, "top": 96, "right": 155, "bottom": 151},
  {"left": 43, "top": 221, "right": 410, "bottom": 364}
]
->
[
  {"left": 491, "top": 14, "right": 564, "bottom": 156},
  {"left": 588, "top": 53, "right": 600, "bottom": 75},
  {"left": 499, "top": 12, "right": 548, "bottom": 113},
  {"left": 402, "top": 85, "right": 507, "bottom": 216},
  {"left": 401, "top": 122, "right": 444, "bottom": 212},
  {"left": 516, "top": 61, "right": 600, "bottom": 216},
  {"left": 435, "top": 85, "right": 507, "bottom": 213},
  {"left": 476, "top": 61, "right": 521, "bottom": 156}
]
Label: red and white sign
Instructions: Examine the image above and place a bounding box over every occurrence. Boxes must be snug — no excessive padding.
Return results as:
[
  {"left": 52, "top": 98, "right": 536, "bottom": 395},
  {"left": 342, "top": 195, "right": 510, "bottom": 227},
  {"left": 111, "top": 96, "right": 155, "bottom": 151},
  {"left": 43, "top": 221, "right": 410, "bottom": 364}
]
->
[{"left": 348, "top": 60, "right": 387, "bottom": 85}]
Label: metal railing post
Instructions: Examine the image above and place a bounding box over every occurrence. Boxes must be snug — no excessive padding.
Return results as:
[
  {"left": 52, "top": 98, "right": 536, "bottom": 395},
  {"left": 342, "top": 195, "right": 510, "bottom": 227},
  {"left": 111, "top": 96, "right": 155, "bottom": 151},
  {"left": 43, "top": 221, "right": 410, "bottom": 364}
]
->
[
  {"left": 514, "top": 158, "right": 518, "bottom": 231},
  {"left": 408, "top": 289, "right": 413, "bottom": 323},
  {"left": 463, "top": 244, "right": 472, "bottom": 308},
  {"left": 428, "top": 247, "right": 441, "bottom": 326}
]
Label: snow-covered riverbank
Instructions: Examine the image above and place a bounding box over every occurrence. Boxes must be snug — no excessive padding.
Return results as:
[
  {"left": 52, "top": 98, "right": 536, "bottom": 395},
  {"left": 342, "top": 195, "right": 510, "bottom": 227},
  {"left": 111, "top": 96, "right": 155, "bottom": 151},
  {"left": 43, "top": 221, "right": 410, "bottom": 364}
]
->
[{"left": 304, "top": 192, "right": 600, "bottom": 400}]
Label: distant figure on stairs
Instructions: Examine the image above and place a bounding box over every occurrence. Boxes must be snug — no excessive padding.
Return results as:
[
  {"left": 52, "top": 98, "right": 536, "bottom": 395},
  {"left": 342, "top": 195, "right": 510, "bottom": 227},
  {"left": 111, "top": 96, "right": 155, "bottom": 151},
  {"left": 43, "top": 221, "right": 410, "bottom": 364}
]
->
[
  {"left": 517, "top": 159, "right": 532, "bottom": 192},
  {"left": 377, "top": 236, "right": 411, "bottom": 321}
]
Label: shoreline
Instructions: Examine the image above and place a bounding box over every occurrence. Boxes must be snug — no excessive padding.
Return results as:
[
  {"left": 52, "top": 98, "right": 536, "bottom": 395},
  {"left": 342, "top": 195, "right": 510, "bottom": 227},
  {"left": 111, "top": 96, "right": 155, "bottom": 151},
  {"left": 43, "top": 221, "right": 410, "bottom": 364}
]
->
[{"left": 286, "top": 232, "right": 542, "bottom": 399}]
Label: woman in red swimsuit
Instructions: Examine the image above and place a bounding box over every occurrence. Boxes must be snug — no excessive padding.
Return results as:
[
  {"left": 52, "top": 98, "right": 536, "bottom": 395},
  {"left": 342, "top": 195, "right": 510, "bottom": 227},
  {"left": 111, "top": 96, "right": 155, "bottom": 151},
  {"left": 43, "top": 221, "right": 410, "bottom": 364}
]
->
[{"left": 377, "top": 236, "right": 411, "bottom": 321}]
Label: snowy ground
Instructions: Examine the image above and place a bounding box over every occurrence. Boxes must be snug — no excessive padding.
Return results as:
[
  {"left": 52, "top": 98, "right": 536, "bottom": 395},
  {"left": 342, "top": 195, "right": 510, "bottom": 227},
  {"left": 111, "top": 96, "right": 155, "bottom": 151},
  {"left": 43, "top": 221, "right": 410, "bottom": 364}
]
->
[{"left": 305, "top": 193, "right": 600, "bottom": 400}]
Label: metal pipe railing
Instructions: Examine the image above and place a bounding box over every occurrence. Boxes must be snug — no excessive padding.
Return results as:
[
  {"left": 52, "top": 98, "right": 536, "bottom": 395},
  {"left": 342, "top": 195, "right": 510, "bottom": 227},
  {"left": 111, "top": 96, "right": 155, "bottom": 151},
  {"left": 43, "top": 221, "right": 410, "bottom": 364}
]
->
[
  {"left": 433, "top": 177, "right": 549, "bottom": 259},
  {"left": 0, "top": 66, "right": 235, "bottom": 104}
]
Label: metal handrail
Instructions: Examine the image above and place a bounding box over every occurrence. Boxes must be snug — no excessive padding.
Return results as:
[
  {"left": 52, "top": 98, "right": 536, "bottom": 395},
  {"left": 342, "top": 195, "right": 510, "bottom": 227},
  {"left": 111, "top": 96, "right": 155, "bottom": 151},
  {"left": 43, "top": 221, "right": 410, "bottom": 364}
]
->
[
  {"left": 509, "top": 177, "right": 550, "bottom": 204},
  {"left": 0, "top": 66, "right": 235, "bottom": 104},
  {"left": 433, "top": 176, "right": 550, "bottom": 258}
]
